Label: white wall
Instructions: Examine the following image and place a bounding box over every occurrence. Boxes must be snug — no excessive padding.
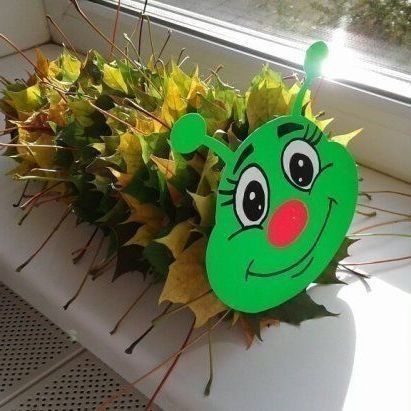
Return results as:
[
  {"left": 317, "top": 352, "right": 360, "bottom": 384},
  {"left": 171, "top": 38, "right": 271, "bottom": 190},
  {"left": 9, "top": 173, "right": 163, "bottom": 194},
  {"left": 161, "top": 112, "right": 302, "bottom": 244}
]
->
[{"left": 0, "top": 0, "right": 49, "bottom": 57}]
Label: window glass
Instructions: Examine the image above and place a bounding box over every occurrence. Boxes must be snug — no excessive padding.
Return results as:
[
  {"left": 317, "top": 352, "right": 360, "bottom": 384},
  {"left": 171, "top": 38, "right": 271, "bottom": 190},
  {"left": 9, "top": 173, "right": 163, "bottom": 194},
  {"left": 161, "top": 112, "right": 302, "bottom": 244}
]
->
[{"left": 156, "top": 0, "right": 411, "bottom": 75}]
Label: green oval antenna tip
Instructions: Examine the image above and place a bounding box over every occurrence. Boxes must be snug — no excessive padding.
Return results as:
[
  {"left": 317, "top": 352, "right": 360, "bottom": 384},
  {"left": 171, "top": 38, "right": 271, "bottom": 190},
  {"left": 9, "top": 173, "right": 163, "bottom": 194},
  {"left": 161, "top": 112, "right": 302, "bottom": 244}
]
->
[
  {"left": 304, "top": 41, "right": 329, "bottom": 80},
  {"left": 171, "top": 112, "right": 233, "bottom": 163},
  {"left": 171, "top": 113, "right": 207, "bottom": 154},
  {"left": 292, "top": 41, "right": 329, "bottom": 115}
]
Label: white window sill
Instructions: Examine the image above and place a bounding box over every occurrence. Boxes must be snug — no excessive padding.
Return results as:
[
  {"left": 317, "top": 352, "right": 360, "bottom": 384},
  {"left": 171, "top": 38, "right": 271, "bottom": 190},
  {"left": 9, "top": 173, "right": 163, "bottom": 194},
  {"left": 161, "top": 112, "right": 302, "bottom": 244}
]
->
[{"left": 1, "top": 43, "right": 410, "bottom": 411}]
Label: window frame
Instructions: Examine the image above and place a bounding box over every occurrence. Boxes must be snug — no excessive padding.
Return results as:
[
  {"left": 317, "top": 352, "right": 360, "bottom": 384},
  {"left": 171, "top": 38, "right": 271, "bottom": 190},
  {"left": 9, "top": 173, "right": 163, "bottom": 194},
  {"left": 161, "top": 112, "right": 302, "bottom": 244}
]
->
[{"left": 44, "top": 0, "right": 411, "bottom": 182}]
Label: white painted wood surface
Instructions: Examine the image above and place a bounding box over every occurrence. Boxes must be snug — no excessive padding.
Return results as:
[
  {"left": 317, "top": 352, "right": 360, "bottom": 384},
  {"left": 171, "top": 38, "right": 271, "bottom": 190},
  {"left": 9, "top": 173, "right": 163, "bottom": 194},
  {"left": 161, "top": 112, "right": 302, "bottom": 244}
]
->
[{"left": 0, "top": 0, "right": 49, "bottom": 57}]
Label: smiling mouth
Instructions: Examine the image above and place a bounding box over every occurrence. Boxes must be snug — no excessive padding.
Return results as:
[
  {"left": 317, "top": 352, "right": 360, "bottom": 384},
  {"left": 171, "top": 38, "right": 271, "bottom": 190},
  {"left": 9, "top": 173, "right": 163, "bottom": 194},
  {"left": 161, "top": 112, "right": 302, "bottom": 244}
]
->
[{"left": 246, "top": 197, "right": 336, "bottom": 280}]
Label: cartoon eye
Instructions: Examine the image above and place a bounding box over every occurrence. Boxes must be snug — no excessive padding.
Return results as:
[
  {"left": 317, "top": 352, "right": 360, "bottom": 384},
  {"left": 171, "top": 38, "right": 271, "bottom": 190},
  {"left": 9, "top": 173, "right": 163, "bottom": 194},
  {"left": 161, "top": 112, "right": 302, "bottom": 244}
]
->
[
  {"left": 235, "top": 166, "right": 269, "bottom": 227},
  {"left": 282, "top": 140, "right": 320, "bottom": 190}
]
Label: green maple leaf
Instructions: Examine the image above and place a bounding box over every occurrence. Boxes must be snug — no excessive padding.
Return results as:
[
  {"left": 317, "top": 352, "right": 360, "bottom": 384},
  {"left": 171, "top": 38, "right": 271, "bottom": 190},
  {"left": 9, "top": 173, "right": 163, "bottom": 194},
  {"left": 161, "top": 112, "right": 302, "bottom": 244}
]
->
[
  {"left": 244, "top": 291, "right": 337, "bottom": 341},
  {"left": 315, "top": 238, "right": 359, "bottom": 284}
]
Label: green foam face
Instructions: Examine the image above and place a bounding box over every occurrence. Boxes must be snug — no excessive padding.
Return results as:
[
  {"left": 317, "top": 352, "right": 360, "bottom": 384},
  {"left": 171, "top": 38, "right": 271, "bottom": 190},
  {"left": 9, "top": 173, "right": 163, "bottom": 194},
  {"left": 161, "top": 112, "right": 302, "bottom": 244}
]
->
[{"left": 170, "top": 42, "right": 358, "bottom": 313}]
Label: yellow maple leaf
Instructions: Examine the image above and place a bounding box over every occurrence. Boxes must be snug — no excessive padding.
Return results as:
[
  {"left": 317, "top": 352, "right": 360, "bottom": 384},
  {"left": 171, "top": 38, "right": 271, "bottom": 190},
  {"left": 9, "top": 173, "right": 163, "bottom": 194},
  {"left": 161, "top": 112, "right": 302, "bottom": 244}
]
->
[
  {"left": 7, "top": 161, "right": 32, "bottom": 177},
  {"left": 17, "top": 128, "right": 56, "bottom": 169},
  {"left": 103, "top": 64, "right": 128, "bottom": 93},
  {"left": 187, "top": 68, "right": 207, "bottom": 109},
  {"left": 122, "top": 193, "right": 164, "bottom": 225},
  {"left": 159, "top": 237, "right": 227, "bottom": 327},
  {"left": 121, "top": 193, "right": 165, "bottom": 247},
  {"left": 151, "top": 155, "right": 176, "bottom": 180},
  {"left": 189, "top": 192, "right": 216, "bottom": 227},
  {"left": 48, "top": 59, "right": 62, "bottom": 79},
  {"left": 118, "top": 132, "right": 142, "bottom": 175},
  {"left": 161, "top": 77, "right": 187, "bottom": 126},
  {"left": 186, "top": 153, "right": 205, "bottom": 174},
  {"left": 331, "top": 128, "right": 363, "bottom": 146},
  {"left": 35, "top": 48, "right": 49, "bottom": 78},
  {"left": 106, "top": 167, "right": 133, "bottom": 188},
  {"left": 315, "top": 117, "right": 334, "bottom": 131},
  {"left": 167, "top": 181, "right": 184, "bottom": 206},
  {"left": 135, "top": 111, "right": 164, "bottom": 135},
  {"left": 126, "top": 223, "right": 162, "bottom": 247},
  {"left": 6, "top": 84, "right": 44, "bottom": 118},
  {"left": 48, "top": 98, "right": 68, "bottom": 127},
  {"left": 196, "top": 151, "right": 220, "bottom": 195},
  {"left": 155, "top": 219, "right": 194, "bottom": 258}
]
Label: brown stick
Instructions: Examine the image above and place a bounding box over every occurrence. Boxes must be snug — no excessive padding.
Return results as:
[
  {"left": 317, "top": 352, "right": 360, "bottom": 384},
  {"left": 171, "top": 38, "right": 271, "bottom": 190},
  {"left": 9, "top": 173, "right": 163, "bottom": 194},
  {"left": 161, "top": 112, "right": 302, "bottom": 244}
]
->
[
  {"left": 13, "top": 180, "right": 30, "bottom": 207},
  {"left": 69, "top": 0, "right": 139, "bottom": 70},
  {"left": 125, "top": 302, "right": 172, "bottom": 354},
  {"left": 356, "top": 210, "right": 376, "bottom": 217},
  {"left": 0, "top": 126, "right": 18, "bottom": 136},
  {"left": 33, "top": 193, "right": 72, "bottom": 207},
  {"left": 137, "top": 0, "right": 149, "bottom": 56},
  {"left": 176, "top": 48, "right": 186, "bottom": 65},
  {"left": 152, "top": 289, "right": 212, "bottom": 324},
  {"left": 46, "top": 15, "right": 79, "bottom": 56},
  {"left": 145, "top": 318, "right": 196, "bottom": 410},
  {"left": 338, "top": 264, "right": 371, "bottom": 292},
  {"left": 63, "top": 232, "right": 105, "bottom": 310},
  {"left": 89, "top": 254, "right": 116, "bottom": 279},
  {"left": 0, "top": 142, "right": 78, "bottom": 151},
  {"left": 20, "top": 182, "right": 62, "bottom": 210},
  {"left": 351, "top": 218, "right": 410, "bottom": 235},
  {"left": 109, "top": 282, "right": 153, "bottom": 335},
  {"left": 146, "top": 16, "right": 157, "bottom": 62},
  {"left": 178, "top": 55, "right": 190, "bottom": 68},
  {"left": 0, "top": 33, "right": 67, "bottom": 102},
  {"left": 68, "top": 0, "right": 162, "bottom": 97},
  {"left": 97, "top": 310, "right": 232, "bottom": 411},
  {"left": 72, "top": 226, "right": 99, "bottom": 264},
  {"left": 348, "top": 255, "right": 411, "bottom": 266},
  {"left": 0, "top": 33, "right": 40, "bottom": 75},
  {"left": 156, "top": 29, "right": 172, "bottom": 62},
  {"left": 204, "top": 64, "right": 224, "bottom": 82},
  {"left": 125, "top": 98, "right": 170, "bottom": 129},
  {"left": 203, "top": 327, "right": 214, "bottom": 396},
  {"left": 16, "top": 205, "right": 72, "bottom": 272},
  {"left": 67, "top": 1, "right": 162, "bottom": 95},
  {"left": 89, "top": 102, "right": 142, "bottom": 134},
  {"left": 357, "top": 203, "right": 410, "bottom": 218},
  {"left": 109, "top": 0, "right": 122, "bottom": 59},
  {"left": 363, "top": 190, "right": 411, "bottom": 198}
]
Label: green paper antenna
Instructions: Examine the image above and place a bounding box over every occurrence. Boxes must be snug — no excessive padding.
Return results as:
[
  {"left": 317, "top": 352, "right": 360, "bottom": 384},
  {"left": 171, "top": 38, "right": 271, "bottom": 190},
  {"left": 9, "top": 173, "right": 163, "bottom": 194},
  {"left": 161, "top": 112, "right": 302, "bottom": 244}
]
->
[
  {"left": 291, "top": 41, "right": 328, "bottom": 116},
  {"left": 171, "top": 113, "right": 233, "bottom": 163}
]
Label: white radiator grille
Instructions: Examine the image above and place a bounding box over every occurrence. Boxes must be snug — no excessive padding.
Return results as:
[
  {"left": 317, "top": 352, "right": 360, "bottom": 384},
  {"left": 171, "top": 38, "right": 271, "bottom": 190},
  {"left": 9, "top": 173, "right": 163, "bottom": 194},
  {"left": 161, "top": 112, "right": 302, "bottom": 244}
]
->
[
  {"left": 0, "top": 282, "right": 79, "bottom": 400},
  {"left": 9, "top": 352, "right": 153, "bottom": 410},
  {"left": 0, "top": 283, "right": 160, "bottom": 410}
]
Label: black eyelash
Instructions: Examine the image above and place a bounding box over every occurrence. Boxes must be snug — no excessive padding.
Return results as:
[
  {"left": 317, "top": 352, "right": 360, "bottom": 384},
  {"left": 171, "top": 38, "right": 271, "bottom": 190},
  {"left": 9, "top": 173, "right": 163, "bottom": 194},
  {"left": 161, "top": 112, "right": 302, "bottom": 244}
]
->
[
  {"left": 219, "top": 179, "right": 237, "bottom": 206},
  {"left": 312, "top": 130, "right": 324, "bottom": 145},
  {"left": 226, "top": 177, "right": 238, "bottom": 185},
  {"left": 218, "top": 188, "right": 235, "bottom": 195},
  {"left": 221, "top": 198, "right": 234, "bottom": 206},
  {"left": 302, "top": 124, "right": 322, "bottom": 146},
  {"left": 308, "top": 126, "right": 318, "bottom": 142},
  {"left": 303, "top": 125, "right": 310, "bottom": 139}
]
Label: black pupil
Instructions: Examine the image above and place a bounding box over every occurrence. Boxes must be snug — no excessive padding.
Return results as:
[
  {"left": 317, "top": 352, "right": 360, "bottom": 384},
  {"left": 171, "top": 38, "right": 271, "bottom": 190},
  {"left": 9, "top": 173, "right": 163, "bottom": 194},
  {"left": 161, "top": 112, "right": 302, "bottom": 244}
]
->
[
  {"left": 290, "top": 153, "right": 313, "bottom": 187},
  {"left": 243, "top": 180, "right": 265, "bottom": 222}
]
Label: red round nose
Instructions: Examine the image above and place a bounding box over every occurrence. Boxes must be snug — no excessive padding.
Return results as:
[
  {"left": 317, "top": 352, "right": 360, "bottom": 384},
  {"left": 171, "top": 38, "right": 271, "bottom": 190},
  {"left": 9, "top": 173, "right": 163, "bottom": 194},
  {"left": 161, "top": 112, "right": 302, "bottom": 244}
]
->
[{"left": 267, "top": 200, "right": 308, "bottom": 247}]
